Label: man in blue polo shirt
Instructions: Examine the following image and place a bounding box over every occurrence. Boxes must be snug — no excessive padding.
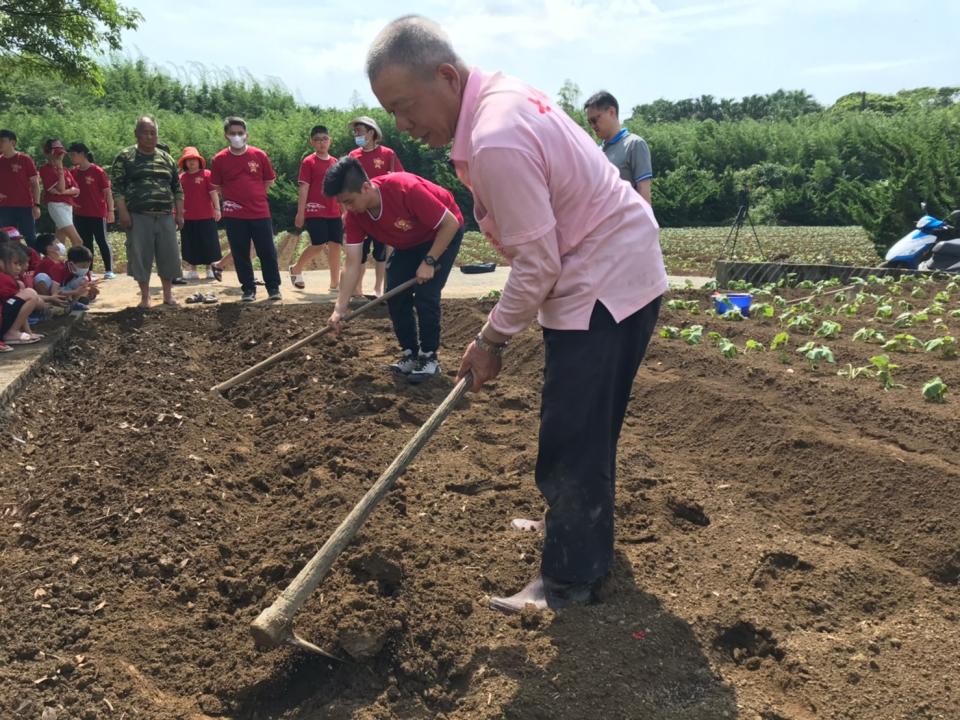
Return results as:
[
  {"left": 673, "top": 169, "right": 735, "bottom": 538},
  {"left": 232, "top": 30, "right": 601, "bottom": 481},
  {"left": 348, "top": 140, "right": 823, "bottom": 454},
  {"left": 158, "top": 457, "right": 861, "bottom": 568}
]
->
[{"left": 584, "top": 91, "right": 653, "bottom": 206}]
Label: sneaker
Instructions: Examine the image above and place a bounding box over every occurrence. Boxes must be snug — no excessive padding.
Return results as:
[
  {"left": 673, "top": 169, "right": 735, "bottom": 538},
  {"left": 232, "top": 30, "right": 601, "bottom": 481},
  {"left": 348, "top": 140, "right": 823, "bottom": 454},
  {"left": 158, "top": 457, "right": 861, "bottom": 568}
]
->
[
  {"left": 388, "top": 349, "right": 417, "bottom": 375},
  {"left": 408, "top": 351, "right": 440, "bottom": 384},
  {"left": 267, "top": 289, "right": 282, "bottom": 302},
  {"left": 103, "top": 271, "right": 116, "bottom": 280},
  {"left": 241, "top": 291, "right": 256, "bottom": 303},
  {"left": 70, "top": 302, "right": 90, "bottom": 313},
  {"left": 184, "top": 270, "right": 200, "bottom": 280}
]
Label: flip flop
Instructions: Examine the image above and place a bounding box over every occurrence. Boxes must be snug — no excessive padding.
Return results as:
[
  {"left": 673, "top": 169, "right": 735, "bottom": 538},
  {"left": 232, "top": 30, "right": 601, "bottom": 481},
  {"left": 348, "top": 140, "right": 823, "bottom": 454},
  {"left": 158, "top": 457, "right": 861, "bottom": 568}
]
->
[
  {"left": 4, "top": 332, "right": 39, "bottom": 345},
  {"left": 211, "top": 265, "right": 223, "bottom": 282},
  {"left": 201, "top": 293, "right": 219, "bottom": 304},
  {"left": 0, "top": 343, "right": 12, "bottom": 353},
  {"left": 185, "top": 292, "right": 204, "bottom": 304}
]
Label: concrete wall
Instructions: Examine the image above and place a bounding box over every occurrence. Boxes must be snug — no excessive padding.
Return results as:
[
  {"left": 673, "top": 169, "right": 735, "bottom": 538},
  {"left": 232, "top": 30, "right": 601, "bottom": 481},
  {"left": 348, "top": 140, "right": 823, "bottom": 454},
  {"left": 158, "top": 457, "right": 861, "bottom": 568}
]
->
[{"left": 714, "top": 261, "right": 932, "bottom": 288}]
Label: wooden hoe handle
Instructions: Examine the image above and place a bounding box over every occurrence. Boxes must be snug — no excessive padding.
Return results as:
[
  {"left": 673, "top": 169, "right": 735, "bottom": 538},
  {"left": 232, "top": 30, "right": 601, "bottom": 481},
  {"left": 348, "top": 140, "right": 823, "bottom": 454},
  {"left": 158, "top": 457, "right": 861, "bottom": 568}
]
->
[{"left": 250, "top": 373, "right": 472, "bottom": 649}]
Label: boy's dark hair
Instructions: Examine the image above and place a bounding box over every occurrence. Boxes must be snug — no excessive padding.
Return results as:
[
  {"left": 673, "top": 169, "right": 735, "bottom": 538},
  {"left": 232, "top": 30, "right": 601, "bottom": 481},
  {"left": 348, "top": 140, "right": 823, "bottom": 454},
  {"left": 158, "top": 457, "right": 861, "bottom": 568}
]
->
[
  {"left": 67, "top": 142, "right": 94, "bottom": 163},
  {"left": 36, "top": 233, "right": 57, "bottom": 254},
  {"left": 0, "top": 129, "right": 16, "bottom": 142},
  {"left": 310, "top": 125, "right": 329, "bottom": 137},
  {"left": 583, "top": 90, "right": 619, "bottom": 116},
  {"left": 43, "top": 138, "right": 62, "bottom": 154},
  {"left": 67, "top": 245, "right": 93, "bottom": 264},
  {"left": 0, "top": 241, "right": 27, "bottom": 266},
  {"left": 323, "top": 157, "right": 369, "bottom": 196},
  {"left": 224, "top": 116, "right": 247, "bottom": 132}
]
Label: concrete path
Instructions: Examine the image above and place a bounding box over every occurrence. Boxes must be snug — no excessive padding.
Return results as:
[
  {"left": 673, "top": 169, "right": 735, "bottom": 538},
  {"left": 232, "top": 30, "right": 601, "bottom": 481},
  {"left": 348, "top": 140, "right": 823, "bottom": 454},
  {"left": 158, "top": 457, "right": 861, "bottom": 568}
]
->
[{"left": 85, "top": 267, "right": 713, "bottom": 313}]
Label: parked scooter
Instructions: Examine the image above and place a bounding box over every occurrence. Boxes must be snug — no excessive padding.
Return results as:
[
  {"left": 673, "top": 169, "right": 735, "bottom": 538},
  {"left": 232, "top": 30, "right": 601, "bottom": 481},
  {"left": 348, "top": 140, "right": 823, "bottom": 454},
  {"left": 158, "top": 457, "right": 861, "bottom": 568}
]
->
[{"left": 882, "top": 203, "right": 960, "bottom": 270}]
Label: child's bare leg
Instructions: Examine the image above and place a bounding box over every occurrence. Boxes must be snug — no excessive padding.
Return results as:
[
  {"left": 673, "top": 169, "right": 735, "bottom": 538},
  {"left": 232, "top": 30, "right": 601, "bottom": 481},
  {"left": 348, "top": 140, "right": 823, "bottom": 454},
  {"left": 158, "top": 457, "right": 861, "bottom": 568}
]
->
[
  {"left": 374, "top": 260, "right": 385, "bottom": 297},
  {"left": 4, "top": 292, "right": 39, "bottom": 340},
  {"left": 328, "top": 244, "right": 341, "bottom": 290},
  {"left": 57, "top": 225, "right": 84, "bottom": 247},
  {"left": 291, "top": 243, "right": 324, "bottom": 275},
  {"left": 355, "top": 263, "right": 366, "bottom": 297}
]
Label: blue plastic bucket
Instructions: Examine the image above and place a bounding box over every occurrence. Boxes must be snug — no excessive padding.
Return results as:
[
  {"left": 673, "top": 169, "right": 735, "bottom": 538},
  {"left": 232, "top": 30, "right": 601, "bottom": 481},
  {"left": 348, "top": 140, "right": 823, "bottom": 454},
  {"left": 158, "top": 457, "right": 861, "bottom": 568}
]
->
[{"left": 712, "top": 292, "right": 752, "bottom": 317}]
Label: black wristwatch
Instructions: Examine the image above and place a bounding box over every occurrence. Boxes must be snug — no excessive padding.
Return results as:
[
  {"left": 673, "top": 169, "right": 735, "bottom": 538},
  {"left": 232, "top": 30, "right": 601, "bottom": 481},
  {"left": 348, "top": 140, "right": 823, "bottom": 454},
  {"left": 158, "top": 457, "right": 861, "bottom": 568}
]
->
[{"left": 423, "top": 255, "right": 437, "bottom": 267}]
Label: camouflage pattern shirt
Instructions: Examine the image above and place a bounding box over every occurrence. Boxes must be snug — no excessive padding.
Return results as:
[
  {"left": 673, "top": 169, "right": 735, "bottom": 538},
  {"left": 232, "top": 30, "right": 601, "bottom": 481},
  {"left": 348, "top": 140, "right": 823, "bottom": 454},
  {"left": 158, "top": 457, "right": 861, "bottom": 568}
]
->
[{"left": 110, "top": 145, "right": 182, "bottom": 213}]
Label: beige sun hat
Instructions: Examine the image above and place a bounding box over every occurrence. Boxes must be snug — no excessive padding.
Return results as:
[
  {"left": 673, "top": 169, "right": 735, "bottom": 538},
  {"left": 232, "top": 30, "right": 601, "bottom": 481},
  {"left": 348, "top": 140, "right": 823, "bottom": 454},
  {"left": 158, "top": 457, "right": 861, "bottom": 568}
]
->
[{"left": 350, "top": 116, "right": 382, "bottom": 140}]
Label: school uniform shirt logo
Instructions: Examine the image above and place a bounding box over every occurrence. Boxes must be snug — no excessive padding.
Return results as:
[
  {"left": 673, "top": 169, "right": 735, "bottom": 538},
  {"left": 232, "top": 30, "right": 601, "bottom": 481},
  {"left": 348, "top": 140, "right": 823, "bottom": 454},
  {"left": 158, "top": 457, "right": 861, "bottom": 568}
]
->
[
  {"left": 247, "top": 161, "right": 260, "bottom": 174},
  {"left": 194, "top": 176, "right": 204, "bottom": 184},
  {"left": 222, "top": 199, "right": 243, "bottom": 213},
  {"left": 84, "top": 176, "right": 96, "bottom": 185},
  {"left": 373, "top": 158, "right": 385, "bottom": 169},
  {"left": 10, "top": 163, "right": 20, "bottom": 173},
  {"left": 393, "top": 218, "right": 413, "bottom": 231},
  {"left": 305, "top": 202, "right": 326, "bottom": 213}
]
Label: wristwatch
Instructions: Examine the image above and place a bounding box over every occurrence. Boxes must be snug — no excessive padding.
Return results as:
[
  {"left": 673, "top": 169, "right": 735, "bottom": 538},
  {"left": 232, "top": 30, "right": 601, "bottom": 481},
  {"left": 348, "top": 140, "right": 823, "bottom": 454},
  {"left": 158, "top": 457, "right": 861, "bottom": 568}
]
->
[
  {"left": 423, "top": 255, "right": 437, "bottom": 267},
  {"left": 475, "top": 333, "right": 507, "bottom": 356}
]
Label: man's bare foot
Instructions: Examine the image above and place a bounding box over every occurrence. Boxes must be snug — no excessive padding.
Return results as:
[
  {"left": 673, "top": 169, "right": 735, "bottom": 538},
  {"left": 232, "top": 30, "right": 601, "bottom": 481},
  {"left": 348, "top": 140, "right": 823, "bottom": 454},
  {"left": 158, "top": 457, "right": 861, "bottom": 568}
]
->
[
  {"left": 511, "top": 518, "right": 545, "bottom": 533},
  {"left": 138, "top": 298, "right": 150, "bottom": 309},
  {"left": 162, "top": 297, "right": 178, "bottom": 307},
  {"left": 489, "top": 574, "right": 600, "bottom": 614}
]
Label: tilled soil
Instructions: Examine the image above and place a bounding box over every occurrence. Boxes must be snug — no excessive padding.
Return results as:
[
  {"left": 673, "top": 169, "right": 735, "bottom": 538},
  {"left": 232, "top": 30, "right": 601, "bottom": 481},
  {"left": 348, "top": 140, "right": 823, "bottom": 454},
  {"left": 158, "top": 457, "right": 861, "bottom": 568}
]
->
[{"left": 1, "top": 292, "right": 958, "bottom": 720}]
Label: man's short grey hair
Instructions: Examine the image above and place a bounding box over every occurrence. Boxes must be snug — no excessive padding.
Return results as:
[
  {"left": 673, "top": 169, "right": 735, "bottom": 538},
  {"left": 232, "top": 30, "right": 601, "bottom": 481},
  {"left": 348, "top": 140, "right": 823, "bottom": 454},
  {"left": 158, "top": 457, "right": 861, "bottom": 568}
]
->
[
  {"left": 135, "top": 115, "right": 157, "bottom": 133},
  {"left": 366, "top": 15, "right": 463, "bottom": 81}
]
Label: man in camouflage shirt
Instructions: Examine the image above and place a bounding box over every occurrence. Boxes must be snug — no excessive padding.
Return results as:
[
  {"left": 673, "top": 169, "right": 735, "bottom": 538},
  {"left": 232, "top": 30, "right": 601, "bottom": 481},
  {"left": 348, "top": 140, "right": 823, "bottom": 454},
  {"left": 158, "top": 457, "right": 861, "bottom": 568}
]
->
[{"left": 111, "top": 116, "right": 185, "bottom": 308}]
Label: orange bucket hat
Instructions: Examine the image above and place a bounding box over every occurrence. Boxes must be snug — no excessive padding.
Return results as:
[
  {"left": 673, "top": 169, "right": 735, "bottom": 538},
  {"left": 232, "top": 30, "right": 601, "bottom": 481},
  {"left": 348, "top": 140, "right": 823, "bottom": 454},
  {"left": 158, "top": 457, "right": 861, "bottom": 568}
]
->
[{"left": 178, "top": 146, "right": 206, "bottom": 170}]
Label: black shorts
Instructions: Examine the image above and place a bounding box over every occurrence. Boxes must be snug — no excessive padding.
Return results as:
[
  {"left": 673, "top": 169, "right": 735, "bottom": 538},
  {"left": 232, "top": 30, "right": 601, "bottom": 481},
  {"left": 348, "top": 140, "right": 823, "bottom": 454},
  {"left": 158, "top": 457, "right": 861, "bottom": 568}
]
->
[
  {"left": 2, "top": 296, "right": 26, "bottom": 336},
  {"left": 304, "top": 217, "right": 343, "bottom": 246},
  {"left": 362, "top": 236, "right": 387, "bottom": 264}
]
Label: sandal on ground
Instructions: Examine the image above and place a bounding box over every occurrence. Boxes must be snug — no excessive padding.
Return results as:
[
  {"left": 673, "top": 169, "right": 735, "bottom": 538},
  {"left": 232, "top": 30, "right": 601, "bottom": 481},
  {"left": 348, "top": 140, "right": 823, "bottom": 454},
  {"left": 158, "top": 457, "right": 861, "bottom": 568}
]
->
[
  {"left": 201, "top": 293, "right": 218, "bottom": 304},
  {"left": 4, "top": 332, "right": 40, "bottom": 345},
  {"left": 211, "top": 264, "right": 223, "bottom": 282},
  {"left": 185, "top": 292, "right": 205, "bottom": 304},
  {"left": 289, "top": 265, "right": 305, "bottom": 289},
  {"left": 0, "top": 342, "right": 13, "bottom": 353}
]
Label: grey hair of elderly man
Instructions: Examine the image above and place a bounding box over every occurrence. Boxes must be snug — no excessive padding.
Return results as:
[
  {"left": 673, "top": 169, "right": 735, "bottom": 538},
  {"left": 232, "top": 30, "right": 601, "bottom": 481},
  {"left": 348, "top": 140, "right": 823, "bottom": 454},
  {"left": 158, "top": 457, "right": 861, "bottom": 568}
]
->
[
  {"left": 366, "top": 15, "right": 467, "bottom": 81},
  {"left": 365, "top": 16, "right": 470, "bottom": 149},
  {"left": 135, "top": 115, "right": 157, "bottom": 133}
]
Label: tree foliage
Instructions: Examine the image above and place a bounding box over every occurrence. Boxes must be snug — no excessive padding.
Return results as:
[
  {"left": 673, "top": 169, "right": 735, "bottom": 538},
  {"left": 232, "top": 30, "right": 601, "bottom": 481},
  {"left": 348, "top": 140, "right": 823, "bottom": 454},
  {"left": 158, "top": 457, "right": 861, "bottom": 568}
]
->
[
  {"left": 1, "top": 59, "right": 958, "bottom": 250},
  {"left": 0, "top": 0, "right": 142, "bottom": 90}
]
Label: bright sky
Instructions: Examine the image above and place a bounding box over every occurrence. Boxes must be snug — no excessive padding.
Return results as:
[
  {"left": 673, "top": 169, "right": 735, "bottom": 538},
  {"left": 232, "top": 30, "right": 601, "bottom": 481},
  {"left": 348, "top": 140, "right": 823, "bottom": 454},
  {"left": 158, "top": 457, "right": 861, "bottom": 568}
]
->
[{"left": 121, "top": 0, "right": 960, "bottom": 114}]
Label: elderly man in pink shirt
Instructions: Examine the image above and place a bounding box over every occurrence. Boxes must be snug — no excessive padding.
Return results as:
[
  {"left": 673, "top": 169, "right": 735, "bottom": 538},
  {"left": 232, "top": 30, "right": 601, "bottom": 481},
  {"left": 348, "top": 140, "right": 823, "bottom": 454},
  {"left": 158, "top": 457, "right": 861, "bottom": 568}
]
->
[{"left": 367, "top": 16, "right": 668, "bottom": 613}]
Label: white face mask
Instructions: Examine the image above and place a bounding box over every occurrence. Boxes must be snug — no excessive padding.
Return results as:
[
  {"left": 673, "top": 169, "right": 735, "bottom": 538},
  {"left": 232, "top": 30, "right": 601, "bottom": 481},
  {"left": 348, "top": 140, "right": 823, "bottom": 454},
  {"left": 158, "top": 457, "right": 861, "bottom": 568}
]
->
[
  {"left": 71, "top": 264, "right": 89, "bottom": 276},
  {"left": 54, "top": 242, "right": 66, "bottom": 256},
  {"left": 228, "top": 133, "right": 246, "bottom": 149},
  {"left": 354, "top": 135, "right": 367, "bottom": 147}
]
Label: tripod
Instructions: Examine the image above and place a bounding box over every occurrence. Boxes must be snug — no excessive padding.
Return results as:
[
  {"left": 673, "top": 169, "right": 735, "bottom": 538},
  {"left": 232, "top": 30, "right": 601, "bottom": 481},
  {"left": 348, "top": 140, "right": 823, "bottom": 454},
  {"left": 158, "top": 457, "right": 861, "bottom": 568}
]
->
[{"left": 721, "top": 187, "right": 765, "bottom": 260}]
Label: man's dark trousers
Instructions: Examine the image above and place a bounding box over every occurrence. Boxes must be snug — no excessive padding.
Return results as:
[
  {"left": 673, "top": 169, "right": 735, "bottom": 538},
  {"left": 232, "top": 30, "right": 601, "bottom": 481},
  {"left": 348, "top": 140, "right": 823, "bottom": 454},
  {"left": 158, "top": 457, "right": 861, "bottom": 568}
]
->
[
  {"left": 223, "top": 217, "right": 281, "bottom": 295},
  {"left": 537, "top": 297, "right": 662, "bottom": 584},
  {"left": 0, "top": 207, "right": 37, "bottom": 249},
  {"left": 385, "top": 228, "right": 463, "bottom": 354}
]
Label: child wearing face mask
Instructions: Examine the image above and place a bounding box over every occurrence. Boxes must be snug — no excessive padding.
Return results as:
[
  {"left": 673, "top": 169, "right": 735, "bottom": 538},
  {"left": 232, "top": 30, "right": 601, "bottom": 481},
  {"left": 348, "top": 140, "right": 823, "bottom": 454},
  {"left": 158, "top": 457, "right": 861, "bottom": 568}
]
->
[
  {"left": 347, "top": 116, "right": 404, "bottom": 298},
  {"left": 209, "top": 116, "right": 282, "bottom": 302}
]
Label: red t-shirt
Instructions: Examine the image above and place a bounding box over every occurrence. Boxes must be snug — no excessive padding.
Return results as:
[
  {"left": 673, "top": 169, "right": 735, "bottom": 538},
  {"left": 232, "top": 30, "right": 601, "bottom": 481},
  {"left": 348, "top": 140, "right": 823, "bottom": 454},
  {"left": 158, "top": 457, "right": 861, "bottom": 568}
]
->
[
  {"left": 348, "top": 146, "right": 403, "bottom": 179},
  {"left": 36, "top": 256, "right": 69, "bottom": 285},
  {"left": 71, "top": 164, "right": 110, "bottom": 218},
  {"left": 0, "top": 272, "right": 19, "bottom": 302},
  {"left": 38, "top": 164, "right": 78, "bottom": 206},
  {"left": 0, "top": 152, "right": 38, "bottom": 208},
  {"left": 180, "top": 169, "right": 217, "bottom": 221},
  {"left": 209, "top": 146, "right": 275, "bottom": 220},
  {"left": 344, "top": 172, "right": 463, "bottom": 251},
  {"left": 298, "top": 153, "right": 341, "bottom": 219}
]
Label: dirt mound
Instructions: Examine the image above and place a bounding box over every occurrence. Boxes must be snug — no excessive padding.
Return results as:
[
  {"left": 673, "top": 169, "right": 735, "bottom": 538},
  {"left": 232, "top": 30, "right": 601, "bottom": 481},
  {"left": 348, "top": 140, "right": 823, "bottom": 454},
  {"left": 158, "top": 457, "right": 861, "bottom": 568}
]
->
[{"left": 1, "top": 294, "right": 958, "bottom": 719}]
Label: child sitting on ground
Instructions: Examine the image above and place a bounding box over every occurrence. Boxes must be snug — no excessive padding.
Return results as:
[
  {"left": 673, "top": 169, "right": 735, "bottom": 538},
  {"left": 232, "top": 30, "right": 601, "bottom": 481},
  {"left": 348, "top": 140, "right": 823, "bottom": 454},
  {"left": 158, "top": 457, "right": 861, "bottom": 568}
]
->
[
  {"left": 0, "top": 242, "right": 47, "bottom": 347},
  {"left": 34, "top": 240, "right": 99, "bottom": 310}
]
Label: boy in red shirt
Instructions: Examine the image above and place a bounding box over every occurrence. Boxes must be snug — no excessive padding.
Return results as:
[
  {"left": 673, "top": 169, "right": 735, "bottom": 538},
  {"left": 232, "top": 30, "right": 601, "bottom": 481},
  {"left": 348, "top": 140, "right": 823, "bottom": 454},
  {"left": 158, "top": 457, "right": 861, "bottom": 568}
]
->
[
  {"left": 177, "top": 147, "right": 222, "bottom": 280},
  {"left": 325, "top": 157, "right": 463, "bottom": 383},
  {"left": 0, "top": 129, "right": 41, "bottom": 250},
  {"left": 348, "top": 116, "right": 404, "bottom": 297},
  {"left": 209, "top": 117, "right": 281, "bottom": 302},
  {"left": 289, "top": 125, "right": 342, "bottom": 291}
]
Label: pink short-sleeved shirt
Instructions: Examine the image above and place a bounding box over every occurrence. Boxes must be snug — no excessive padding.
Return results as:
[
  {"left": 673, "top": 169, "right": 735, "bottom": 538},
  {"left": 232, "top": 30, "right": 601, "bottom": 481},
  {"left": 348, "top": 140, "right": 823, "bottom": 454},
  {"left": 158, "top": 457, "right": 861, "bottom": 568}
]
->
[{"left": 450, "top": 69, "right": 667, "bottom": 335}]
